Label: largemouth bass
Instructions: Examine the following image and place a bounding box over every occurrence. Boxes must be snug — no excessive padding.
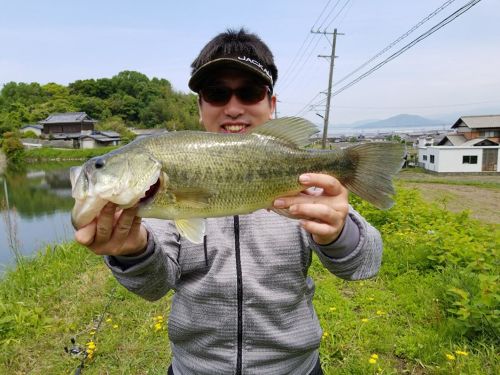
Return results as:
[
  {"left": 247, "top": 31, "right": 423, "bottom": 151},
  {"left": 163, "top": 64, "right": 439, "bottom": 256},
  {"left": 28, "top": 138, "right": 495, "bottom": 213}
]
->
[{"left": 70, "top": 117, "right": 405, "bottom": 243}]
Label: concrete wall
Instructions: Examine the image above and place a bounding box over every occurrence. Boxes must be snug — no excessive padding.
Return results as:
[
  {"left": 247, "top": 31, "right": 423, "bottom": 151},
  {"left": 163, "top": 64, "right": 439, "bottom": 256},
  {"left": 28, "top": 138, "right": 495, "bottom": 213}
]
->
[{"left": 419, "top": 146, "right": 500, "bottom": 172}]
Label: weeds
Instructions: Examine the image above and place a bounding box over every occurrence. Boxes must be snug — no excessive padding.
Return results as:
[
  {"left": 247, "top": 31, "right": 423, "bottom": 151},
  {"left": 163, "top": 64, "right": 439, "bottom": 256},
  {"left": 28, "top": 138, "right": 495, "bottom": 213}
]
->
[
  {"left": 0, "top": 186, "right": 498, "bottom": 374},
  {"left": 0, "top": 181, "right": 22, "bottom": 266}
]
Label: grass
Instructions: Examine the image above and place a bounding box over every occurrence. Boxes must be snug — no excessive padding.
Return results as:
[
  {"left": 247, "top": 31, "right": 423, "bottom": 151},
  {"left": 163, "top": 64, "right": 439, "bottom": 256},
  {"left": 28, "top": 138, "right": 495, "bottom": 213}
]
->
[
  {"left": 397, "top": 168, "right": 500, "bottom": 189},
  {"left": 0, "top": 185, "right": 498, "bottom": 374},
  {"left": 23, "top": 146, "right": 118, "bottom": 162}
]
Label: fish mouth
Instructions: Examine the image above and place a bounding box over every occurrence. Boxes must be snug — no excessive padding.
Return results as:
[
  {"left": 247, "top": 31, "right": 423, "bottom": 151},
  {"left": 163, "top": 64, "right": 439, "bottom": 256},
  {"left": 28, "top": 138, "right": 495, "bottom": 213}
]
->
[{"left": 139, "top": 177, "right": 161, "bottom": 206}]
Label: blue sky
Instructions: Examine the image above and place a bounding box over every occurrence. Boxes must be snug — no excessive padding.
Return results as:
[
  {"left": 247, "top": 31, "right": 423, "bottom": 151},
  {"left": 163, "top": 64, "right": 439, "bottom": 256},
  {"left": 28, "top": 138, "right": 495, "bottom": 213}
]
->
[{"left": 1, "top": 0, "right": 498, "bottom": 126}]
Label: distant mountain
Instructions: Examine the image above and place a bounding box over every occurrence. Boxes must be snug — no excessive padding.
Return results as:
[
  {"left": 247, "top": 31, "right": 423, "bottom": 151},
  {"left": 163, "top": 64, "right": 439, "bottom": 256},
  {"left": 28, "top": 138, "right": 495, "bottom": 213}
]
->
[{"left": 354, "top": 114, "right": 446, "bottom": 129}]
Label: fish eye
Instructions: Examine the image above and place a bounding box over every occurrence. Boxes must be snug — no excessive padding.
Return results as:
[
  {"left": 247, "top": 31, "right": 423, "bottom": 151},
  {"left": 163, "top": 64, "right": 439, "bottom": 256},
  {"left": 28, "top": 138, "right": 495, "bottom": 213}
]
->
[{"left": 94, "top": 158, "right": 105, "bottom": 169}]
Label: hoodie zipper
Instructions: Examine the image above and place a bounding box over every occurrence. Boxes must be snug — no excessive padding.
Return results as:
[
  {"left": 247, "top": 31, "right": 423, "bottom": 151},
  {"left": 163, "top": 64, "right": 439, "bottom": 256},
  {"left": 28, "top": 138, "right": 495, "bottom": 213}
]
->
[{"left": 234, "top": 215, "right": 243, "bottom": 375}]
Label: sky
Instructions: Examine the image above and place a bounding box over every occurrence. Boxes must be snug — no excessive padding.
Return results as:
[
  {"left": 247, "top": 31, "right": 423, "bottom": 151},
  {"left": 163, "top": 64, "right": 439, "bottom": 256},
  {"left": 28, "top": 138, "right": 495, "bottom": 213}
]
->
[{"left": 1, "top": 0, "right": 499, "bottom": 127}]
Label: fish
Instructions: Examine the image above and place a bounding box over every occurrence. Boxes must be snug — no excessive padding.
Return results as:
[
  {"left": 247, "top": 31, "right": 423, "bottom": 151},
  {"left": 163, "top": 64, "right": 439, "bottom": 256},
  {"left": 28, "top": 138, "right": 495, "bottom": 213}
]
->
[{"left": 70, "top": 117, "right": 405, "bottom": 243}]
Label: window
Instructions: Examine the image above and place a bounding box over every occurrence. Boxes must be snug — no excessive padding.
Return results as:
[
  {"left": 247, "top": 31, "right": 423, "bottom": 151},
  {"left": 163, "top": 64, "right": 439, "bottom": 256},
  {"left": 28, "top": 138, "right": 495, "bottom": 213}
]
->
[
  {"left": 462, "top": 155, "right": 478, "bottom": 164},
  {"left": 423, "top": 155, "right": 427, "bottom": 161},
  {"left": 483, "top": 130, "right": 500, "bottom": 137},
  {"left": 430, "top": 155, "right": 435, "bottom": 163}
]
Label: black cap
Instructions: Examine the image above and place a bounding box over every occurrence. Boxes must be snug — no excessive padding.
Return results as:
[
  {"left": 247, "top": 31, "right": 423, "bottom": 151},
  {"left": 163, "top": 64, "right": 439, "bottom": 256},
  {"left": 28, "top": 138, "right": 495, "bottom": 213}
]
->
[
  {"left": 188, "top": 29, "right": 278, "bottom": 93},
  {"left": 188, "top": 55, "right": 274, "bottom": 92}
]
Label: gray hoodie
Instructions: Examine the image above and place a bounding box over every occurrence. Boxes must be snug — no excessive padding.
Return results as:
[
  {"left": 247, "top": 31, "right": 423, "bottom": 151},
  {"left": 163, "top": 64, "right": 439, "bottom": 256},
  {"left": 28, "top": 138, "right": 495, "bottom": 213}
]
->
[{"left": 105, "top": 207, "right": 382, "bottom": 375}]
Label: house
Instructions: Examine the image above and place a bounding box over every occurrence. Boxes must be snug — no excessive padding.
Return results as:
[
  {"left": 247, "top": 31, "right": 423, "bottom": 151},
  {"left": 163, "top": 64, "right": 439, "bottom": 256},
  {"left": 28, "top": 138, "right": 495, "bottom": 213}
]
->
[
  {"left": 449, "top": 115, "right": 500, "bottom": 143},
  {"left": 418, "top": 115, "right": 500, "bottom": 173},
  {"left": 36, "top": 112, "right": 121, "bottom": 148},
  {"left": 39, "top": 112, "right": 97, "bottom": 136},
  {"left": 79, "top": 131, "right": 121, "bottom": 149}
]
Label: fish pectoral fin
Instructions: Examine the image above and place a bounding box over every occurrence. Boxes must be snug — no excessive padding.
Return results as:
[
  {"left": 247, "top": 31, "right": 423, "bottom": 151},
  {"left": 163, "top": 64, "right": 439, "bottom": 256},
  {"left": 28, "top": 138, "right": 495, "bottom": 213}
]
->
[
  {"left": 170, "top": 188, "right": 213, "bottom": 209},
  {"left": 175, "top": 218, "right": 206, "bottom": 244}
]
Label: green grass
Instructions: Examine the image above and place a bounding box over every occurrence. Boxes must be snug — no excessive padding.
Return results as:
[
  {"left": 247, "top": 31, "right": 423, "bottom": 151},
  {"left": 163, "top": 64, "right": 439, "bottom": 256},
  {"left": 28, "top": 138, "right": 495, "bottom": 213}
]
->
[
  {"left": 23, "top": 146, "right": 118, "bottom": 162},
  {"left": 0, "top": 186, "right": 498, "bottom": 374},
  {"left": 396, "top": 168, "right": 500, "bottom": 189}
]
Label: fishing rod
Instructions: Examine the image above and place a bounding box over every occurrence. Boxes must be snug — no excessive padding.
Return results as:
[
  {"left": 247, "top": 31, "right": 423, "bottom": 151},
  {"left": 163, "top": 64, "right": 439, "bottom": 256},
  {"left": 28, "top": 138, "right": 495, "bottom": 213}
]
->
[{"left": 65, "top": 286, "right": 117, "bottom": 374}]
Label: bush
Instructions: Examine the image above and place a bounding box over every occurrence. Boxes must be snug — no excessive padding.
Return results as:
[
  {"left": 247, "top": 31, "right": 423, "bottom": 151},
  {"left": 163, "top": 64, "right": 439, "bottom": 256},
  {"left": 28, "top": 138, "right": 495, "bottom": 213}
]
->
[
  {"left": 20, "top": 130, "right": 38, "bottom": 139},
  {"left": 352, "top": 186, "right": 499, "bottom": 341},
  {"left": 1, "top": 132, "right": 25, "bottom": 165}
]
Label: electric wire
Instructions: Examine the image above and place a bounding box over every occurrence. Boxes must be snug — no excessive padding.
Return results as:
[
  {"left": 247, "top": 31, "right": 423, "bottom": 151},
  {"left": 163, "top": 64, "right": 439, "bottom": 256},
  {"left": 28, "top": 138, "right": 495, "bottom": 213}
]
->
[
  {"left": 323, "top": 0, "right": 352, "bottom": 31},
  {"left": 300, "top": 0, "right": 483, "bottom": 115},
  {"left": 279, "top": 0, "right": 337, "bottom": 89},
  {"left": 331, "top": 0, "right": 482, "bottom": 97},
  {"left": 335, "top": 0, "right": 458, "bottom": 86}
]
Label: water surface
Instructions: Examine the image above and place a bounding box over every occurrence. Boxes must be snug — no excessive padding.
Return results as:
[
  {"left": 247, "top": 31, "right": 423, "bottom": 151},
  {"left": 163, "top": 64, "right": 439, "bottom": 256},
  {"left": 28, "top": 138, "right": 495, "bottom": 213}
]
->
[{"left": 1, "top": 162, "right": 80, "bottom": 273}]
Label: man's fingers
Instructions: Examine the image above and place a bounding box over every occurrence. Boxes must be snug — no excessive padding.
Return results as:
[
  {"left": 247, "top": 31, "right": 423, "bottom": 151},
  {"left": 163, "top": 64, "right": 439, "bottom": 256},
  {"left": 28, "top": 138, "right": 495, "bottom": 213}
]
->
[
  {"left": 290, "top": 203, "right": 338, "bottom": 224},
  {"left": 299, "top": 173, "right": 344, "bottom": 197},
  {"left": 94, "top": 202, "right": 118, "bottom": 244},
  {"left": 109, "top": 206, "right": 140, "bottom": 243},
  {"left": 74, "top": 220, "right": 97, "bottom": 246}
]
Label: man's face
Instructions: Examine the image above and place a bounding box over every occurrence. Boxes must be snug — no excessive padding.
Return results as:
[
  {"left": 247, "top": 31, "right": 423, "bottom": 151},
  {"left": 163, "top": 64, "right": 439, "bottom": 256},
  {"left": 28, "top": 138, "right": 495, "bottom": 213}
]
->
[{"left": 198, "top": 70, "right": 276, "bottom": 133}]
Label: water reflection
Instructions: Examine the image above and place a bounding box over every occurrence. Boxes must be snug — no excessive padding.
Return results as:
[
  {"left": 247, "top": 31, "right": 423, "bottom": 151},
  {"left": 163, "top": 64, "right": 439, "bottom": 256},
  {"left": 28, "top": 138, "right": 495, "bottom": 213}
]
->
[{"left": 1, "top": 162, "right": 80, "bottom": 272}]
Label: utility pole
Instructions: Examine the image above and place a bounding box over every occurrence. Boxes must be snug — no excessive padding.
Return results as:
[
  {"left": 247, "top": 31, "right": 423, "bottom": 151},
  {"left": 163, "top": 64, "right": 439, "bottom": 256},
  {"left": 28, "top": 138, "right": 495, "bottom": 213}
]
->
[
  {"left": 274, "top": 94, "right": 279, "bottom": 118},
  {"left": 311, "top": 28, "right": 343, "bottom": 148}
]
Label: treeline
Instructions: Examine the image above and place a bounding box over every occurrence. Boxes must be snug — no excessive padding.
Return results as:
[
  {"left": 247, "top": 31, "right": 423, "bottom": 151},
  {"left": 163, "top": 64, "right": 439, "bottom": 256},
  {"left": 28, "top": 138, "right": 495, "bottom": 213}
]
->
[{"left": 0, "top": 71, "right": 201, "bottom": 136}]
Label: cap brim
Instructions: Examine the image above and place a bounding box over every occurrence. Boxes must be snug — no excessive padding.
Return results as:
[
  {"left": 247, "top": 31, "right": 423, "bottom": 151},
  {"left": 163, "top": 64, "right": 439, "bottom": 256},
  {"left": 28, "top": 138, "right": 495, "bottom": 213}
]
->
[{"left": 188, "top": 58, "right": 273, "bottom": 92}]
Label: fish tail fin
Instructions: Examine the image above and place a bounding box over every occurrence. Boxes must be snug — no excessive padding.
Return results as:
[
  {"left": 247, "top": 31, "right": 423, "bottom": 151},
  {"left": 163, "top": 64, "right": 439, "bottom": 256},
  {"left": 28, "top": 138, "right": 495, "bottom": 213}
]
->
[{"left": 340, "top": 142, "right": 406, "bottom": 209}]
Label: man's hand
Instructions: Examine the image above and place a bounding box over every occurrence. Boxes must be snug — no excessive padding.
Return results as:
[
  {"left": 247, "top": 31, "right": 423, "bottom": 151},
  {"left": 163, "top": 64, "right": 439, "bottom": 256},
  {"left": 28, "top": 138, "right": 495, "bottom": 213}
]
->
[
  {"left": 273, "top": 173, "right": 349, "bottom": 245},
  {"left": 74, "top": 202, "right": 148, "bottom": 256}
]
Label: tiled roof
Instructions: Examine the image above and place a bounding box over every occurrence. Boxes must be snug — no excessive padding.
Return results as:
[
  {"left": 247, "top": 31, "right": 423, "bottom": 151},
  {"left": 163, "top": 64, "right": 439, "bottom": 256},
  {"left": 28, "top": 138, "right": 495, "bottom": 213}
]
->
[
  {"left": 39, "top": 112, "right": 97, "bottom": 124},
  {"left": 437, "top": 135, "right": 467, "bottom": 146},
  {"left": 461, "top": 138, "right": 499, "bottom": 146},
  {"left": 452, "top": 115, "right": 500, "bottom": 129}
]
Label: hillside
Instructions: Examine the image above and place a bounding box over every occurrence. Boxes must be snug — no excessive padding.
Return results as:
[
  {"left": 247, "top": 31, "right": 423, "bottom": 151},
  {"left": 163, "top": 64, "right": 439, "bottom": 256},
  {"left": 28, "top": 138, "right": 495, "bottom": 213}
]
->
[{"left": 354, "top": 114, "right": 447, "bottom": 129}]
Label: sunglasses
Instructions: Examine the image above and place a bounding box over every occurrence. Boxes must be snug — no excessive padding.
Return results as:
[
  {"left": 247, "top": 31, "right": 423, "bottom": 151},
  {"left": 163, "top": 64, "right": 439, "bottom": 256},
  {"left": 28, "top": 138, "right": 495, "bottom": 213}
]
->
[{"left": 200, "top": 84, "right": 271, "bottom": 106}]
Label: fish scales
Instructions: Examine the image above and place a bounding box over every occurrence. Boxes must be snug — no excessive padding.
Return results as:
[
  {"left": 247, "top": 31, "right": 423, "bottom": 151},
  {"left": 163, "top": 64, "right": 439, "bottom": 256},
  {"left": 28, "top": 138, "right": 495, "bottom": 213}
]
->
[{"left": 139, "top": 131, "right": 341, "bottom": 218}]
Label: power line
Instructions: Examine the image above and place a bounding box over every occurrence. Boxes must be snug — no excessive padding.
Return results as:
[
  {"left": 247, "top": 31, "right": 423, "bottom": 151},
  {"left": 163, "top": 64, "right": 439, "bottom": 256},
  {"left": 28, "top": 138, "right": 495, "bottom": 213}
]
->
[
  {"left": 335, "top": 0, "right": 458, "bottom": 86},
  {"left": 279, "top": 0, "right": 338, "bottom": 89},
  {"left": 311, "top": 0, "right": 335, "bottom": 30},
  {"left": 323, "top": 0, "right": 352, "bottom": 31},
  {"left": 278, "top": 0, "right": 351, "bottom": 91},
  {"left": 331, "top": 0, "right": 483, "bottom": 97}
]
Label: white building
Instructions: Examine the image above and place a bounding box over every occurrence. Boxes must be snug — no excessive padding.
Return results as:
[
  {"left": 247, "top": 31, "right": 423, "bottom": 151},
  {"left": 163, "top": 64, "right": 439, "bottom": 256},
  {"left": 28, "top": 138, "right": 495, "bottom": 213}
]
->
[
  {"left": 419, "top": 144, "right": 499, "bottom": 173},
  {"left": 418, "top": 115, "right": 499, "bottom": 173}
]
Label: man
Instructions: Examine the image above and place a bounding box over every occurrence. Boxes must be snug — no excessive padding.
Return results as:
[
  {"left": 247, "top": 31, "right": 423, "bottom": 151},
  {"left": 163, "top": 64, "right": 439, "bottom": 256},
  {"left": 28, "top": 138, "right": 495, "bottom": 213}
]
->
[{"left": 75, "top": 28, "right": 382, "bottom": 375}]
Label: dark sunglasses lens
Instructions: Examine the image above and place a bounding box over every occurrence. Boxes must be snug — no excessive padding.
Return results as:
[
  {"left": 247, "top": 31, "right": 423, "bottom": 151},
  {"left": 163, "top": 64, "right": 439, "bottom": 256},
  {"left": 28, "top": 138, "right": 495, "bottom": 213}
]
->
[
  {"left": 202, "top": 86, "right": 232, "bottom": 105},
  {"left": 236, "top": 85, "right": 268, "bottom": 104}
]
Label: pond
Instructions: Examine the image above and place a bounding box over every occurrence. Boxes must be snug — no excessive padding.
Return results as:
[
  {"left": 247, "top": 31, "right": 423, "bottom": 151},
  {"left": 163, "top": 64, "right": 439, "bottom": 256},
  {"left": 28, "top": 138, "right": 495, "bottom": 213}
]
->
[{"left": 0, "top": 162, "right": 81, "bottom": 274}]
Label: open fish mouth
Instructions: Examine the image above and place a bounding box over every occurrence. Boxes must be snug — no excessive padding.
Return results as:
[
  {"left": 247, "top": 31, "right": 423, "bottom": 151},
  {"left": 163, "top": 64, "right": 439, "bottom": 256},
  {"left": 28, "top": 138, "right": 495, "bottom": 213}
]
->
[
  {"left": 139, "top": 177, "right": 162, "bottom": 206},
  {"left": 70, "top": 161, "right": 163, "bottom": 229}
]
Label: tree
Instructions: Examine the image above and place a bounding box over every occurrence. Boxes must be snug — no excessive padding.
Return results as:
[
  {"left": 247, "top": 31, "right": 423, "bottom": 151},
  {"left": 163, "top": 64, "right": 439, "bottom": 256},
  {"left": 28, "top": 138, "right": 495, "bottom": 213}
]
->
[{"left": 97, "top": 116, "right": 136, "bottom": 144}]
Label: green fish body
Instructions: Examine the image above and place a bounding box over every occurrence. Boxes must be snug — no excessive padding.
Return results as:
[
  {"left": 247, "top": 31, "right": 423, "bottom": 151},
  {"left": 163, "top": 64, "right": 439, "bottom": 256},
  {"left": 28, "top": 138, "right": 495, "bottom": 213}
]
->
[{"left": 70, "top": 117, "right": 405, "bottom": 243}]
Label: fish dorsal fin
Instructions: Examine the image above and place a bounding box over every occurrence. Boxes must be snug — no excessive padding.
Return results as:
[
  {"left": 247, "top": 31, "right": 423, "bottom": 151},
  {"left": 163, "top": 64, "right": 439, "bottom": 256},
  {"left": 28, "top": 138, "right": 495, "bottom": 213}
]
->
[
  {"left": 251, "top": 117, "right": 319, "bottom": 148},
  {"left": 175, "top": 218, "right": 206, "bottom": 244}
]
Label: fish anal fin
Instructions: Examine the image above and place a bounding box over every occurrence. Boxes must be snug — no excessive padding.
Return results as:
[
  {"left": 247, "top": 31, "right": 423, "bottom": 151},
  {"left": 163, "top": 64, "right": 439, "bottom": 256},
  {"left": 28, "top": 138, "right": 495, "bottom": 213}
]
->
[{"left": 175, "top": 218, "right": 206, "bottom": 244}]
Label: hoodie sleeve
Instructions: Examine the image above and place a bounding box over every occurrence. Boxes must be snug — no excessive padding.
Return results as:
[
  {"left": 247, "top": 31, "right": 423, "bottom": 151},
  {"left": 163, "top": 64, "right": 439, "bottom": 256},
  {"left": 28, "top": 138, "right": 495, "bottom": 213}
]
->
[
  {"left": 308, "top": 206, "right": 383, "bottom": 280},
  {"left": 103, "top": 219, "right": 181, "bottom": 301}
]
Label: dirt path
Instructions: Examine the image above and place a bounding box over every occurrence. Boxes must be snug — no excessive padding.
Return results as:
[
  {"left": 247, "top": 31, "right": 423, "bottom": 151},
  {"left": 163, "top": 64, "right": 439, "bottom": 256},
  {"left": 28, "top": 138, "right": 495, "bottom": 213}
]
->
[{"left": 397, "top": 171, "right": 500, "bottom": 224}]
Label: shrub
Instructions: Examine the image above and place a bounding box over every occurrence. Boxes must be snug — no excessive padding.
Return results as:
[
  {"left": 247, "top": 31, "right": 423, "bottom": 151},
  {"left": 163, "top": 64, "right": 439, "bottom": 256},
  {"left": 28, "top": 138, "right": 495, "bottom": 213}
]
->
[{"left": 352, "top": 186, "right": 499, "bottom": 341}]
